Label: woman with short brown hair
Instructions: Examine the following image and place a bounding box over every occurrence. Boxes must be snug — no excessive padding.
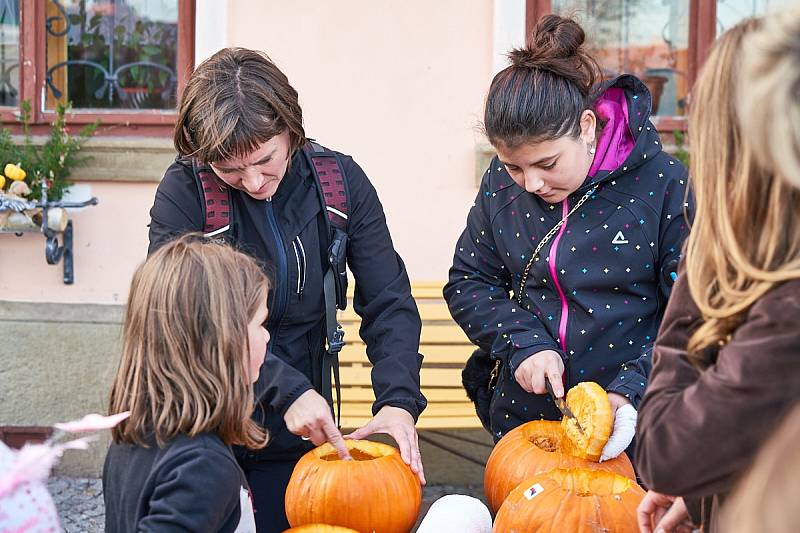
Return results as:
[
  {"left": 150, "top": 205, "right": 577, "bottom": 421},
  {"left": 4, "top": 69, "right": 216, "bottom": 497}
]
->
[{"left": 148, "top": 47, "right": 427, "bottom": 532}]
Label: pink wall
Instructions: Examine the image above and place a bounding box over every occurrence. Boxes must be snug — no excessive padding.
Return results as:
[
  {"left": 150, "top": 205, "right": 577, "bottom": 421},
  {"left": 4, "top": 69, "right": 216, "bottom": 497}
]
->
[{"left": 1, "top": 1, "right": 494, "bottom": 304}]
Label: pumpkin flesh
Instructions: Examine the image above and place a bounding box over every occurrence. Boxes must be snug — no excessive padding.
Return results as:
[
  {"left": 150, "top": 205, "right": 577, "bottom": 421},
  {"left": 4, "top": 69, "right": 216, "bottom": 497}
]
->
[{"left": 561, "top": 381, "right": 614, "bottom": 461}]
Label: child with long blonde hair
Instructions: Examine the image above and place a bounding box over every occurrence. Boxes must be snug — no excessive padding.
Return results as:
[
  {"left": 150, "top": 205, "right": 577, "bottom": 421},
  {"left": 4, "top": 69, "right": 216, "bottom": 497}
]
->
[
  {"left": 103, "top": 234, "right": 270, "bottom": 532},
  {"left": 636, "top": 12, "right": 800, "bottom": 533}
]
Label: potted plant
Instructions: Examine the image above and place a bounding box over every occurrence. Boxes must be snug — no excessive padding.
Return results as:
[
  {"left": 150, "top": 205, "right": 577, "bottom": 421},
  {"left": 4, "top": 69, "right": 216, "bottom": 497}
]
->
[{"left": 0, "top": 101, "right": 97, "bottom": 231}]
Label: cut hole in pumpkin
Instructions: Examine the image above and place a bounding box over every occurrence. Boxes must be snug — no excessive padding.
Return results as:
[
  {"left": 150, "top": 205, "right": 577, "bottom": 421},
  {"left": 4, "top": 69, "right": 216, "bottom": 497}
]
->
[
  {"left": 529, "top": 435, "right": 558, "bottom": 452},
  {"left": 321, "top": 449, "right": 377, "bottom": 461},
  {"left": 545, "top": 468, "right": 633, "bottom": 496}
]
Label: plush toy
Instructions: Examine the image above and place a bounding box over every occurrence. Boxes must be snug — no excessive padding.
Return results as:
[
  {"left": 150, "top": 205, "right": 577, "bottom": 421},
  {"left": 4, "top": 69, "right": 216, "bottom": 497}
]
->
[{"left": 0, "top": 412, "right": 129, "bottom": 532}]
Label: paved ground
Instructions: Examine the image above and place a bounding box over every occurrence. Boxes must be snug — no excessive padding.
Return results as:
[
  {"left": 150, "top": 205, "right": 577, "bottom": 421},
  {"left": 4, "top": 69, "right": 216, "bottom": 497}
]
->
[{"left": 48, "top": 477, "right": 487, "bottom": 532}]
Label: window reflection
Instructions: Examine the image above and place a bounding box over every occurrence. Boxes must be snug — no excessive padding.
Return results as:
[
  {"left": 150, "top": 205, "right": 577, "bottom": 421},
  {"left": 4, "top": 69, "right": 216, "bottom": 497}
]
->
[
  {"left": 553, "top": 0, "right": 691, "bottom": 117},
  {"left": 45, "top": 0, "right": 178, "bottom": 111},
  {"left": 0, "top": 0, "right": 19, "bottom": 108}
]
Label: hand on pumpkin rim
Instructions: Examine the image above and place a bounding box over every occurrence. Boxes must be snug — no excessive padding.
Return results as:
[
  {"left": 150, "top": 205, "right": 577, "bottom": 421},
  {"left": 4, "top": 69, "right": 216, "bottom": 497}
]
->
[{"left": 345, "top": 405, "right": 426, "bottom": 485}]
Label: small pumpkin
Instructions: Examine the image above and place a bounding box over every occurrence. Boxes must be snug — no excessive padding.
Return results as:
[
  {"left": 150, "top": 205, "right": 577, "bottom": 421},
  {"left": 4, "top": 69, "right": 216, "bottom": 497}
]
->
[
  {"left": 285, "top": 440, "right": 421, "bottom": 533},
  {"left": 483, "top": 420, "right": 635, "bottom": 513},
  {"left": 283, "top": 525, "right": 359, "bottom": 533},
  {"left": 493, "top": 468, "right": 645, "bottom": 532},
  {"left": 4, "top": 163, "right": 26, "bottom": 182},
  {"left": 560, "top": 381, "right": 614, "bottom": 461}
]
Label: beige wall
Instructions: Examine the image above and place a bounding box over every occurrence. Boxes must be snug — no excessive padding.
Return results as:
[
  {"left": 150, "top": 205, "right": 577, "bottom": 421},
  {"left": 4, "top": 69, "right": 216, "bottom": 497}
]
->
[
  {"left": 0, "top": 182, "right": 157, "bottom": 303},
  {"left": 227, "top": 0, "right": 494, "bottom": 282}
]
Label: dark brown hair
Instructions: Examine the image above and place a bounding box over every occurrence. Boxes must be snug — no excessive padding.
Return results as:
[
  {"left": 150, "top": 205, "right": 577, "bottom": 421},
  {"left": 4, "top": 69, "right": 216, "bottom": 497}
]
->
[
  {"left": 484, "top": 15, "right": 601, "bottom": 148},
  {"left": 174, "top": 47, "right": 306, "bottom": 164},
  {"left": 109, "top": 234, "right": 270, "bottom": 449}
]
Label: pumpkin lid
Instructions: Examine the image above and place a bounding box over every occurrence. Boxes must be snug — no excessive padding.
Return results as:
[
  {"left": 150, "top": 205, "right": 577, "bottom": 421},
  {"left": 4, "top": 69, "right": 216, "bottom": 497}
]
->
[{"left": 560, "top": 382, "right": 613, "bottom": 461}]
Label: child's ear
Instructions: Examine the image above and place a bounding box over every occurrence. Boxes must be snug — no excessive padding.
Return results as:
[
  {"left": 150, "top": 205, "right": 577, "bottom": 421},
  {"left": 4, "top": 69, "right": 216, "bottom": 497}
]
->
[{"left": 580, "top": 110, "right": 597, "bottom": 146}]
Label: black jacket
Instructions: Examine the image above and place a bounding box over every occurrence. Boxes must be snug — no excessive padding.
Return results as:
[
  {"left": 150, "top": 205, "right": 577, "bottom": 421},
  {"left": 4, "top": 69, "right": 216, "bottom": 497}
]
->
[
  {"left": 444, "top": 75, "right": 693, "bottom": 440},
  {"left": 103, "top": 433, "right": 254, "bottom": 532},
  {"left": 148, "top": 146, "right": 426, "bottom": 460}
]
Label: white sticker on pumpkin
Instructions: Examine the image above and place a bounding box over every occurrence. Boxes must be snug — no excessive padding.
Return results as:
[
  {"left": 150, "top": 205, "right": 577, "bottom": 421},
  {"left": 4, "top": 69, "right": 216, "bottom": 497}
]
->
[{"left": 523, "top": 483, "right": 545, "bottom": 500}]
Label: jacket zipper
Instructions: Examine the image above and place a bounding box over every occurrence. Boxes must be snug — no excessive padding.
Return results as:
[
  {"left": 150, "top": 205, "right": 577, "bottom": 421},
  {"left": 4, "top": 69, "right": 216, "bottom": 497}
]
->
[
  {"left": 265, "top": 200, "right": 288, "bottom": 330},
  {"left": 548, "top": 199, "right": 570, "bottom": 354},
  {"left": 291, "top": 236, "right": 307, "bottom": 296}
]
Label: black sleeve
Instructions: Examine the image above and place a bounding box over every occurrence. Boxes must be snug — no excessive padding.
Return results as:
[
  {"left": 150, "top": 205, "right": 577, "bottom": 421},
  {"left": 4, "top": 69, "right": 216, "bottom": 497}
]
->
[
  {"left": 443, "top": 163, "right": 562, "bottom": 371},
  {"left": 255, "top": 351, "right": 314, "bottom": 416},
  {"left": 340, "top": 156, "right": 427, "bottom": 420},
  {"left": 147, "top": 159, "right": 204, "bottom": 255},
  {"left": 139, "top": 448, "right": 242, "bottom": 532}
]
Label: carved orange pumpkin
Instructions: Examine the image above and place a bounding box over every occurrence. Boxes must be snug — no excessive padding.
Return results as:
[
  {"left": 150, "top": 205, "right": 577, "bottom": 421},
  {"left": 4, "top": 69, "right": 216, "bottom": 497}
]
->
[
  {"left": 560, "top": 381, "right": 614, "bottom": 461},
  {"left": 484, "top": 420, "right": 635, "bottom": 513},
  {"left": 283, "top": 525, "right": 359, "bottom": 533},
  {"left": 493, "top": 468, "right": 645, "bottom": 532},
  {"left": 285, "top": 440, "right": 421, "bottom": 533}
]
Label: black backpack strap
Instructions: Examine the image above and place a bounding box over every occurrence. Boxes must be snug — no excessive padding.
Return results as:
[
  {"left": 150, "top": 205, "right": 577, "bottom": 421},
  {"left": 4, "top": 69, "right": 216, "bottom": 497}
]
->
[
  {"left": 303, "top": 141, "right": 350, "bottom": 428},
  {"left": 190, "top": 158, "right": 233, "bottom": 238}
]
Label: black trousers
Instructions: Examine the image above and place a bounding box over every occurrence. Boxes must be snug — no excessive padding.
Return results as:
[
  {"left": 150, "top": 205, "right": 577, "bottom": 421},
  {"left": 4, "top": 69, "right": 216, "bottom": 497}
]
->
[{"left": 242, "top": 459, "right": 299, "bottom": 533}]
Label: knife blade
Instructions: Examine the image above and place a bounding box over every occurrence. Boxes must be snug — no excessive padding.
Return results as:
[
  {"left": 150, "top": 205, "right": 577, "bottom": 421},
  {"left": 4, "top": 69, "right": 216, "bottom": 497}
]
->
[{"left": 545, "top": 378, "right": 585, "bottom": 434}]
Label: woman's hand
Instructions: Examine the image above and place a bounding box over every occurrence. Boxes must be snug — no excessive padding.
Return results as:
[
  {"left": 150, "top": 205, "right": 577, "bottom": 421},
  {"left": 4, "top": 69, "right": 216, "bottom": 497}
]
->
[
  {"left": 513, "top": 349, "right": 565, "bottom": 397},
  {"left": 637, "top": 491, "right": 695, "bottom": 533},
  {"left": 600, "top": 392, "right": 637, "bottom": 461},
  {"left": 345, "top": 405, "right": 426, "bottom": 485},
  {"left": 283, "top": 389, "right": 352, "bottom": 460}
]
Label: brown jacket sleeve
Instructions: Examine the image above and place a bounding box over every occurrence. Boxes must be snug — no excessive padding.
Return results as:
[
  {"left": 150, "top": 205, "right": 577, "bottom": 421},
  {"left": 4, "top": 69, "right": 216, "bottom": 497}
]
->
[{"left": 636, "top": 275, "right": 800, "bottom": 498}]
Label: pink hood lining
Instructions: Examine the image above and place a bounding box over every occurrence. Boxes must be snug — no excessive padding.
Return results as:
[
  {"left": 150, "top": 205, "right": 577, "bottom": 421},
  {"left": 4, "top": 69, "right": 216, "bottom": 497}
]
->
[{"left": 588, "top": 87, "right": 636, "bottom": 177}]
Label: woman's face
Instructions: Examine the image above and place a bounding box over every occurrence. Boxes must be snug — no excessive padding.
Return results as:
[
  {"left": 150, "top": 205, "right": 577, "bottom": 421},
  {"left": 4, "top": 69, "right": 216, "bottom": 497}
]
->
[
  {"left": 495, "top": 110, "right": 596, "bottom": 204},
  {"left": 210, "top": 131, "right": 292, "bottom": 200},
  {"left": 246, "top": 293, "right": 270, "bottom": 383}
]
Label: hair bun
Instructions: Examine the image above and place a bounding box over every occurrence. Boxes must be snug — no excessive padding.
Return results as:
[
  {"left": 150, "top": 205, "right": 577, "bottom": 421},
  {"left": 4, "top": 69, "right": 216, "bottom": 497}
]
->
[
  {"left": 532, "top": 15, "right": 586, "bottom": 58},
  {"left": 510, "top": 14, "right": 586, "bottom": 68},
  {"left": 506, "top": 14, "right": 597, "bottom": 96}
]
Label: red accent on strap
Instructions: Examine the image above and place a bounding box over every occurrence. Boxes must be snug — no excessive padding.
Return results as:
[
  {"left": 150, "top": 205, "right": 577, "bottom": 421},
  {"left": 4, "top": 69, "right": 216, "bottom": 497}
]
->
[
  {"left": 197, "top": 170, "right": 230, "bottom": 233},
  {"left": 311, "top": 156, "right": 348, "bottom": 231}
]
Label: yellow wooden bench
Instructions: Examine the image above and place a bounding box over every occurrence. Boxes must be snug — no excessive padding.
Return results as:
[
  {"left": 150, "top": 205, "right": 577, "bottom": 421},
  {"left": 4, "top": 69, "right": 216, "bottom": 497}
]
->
[{"left": 334, "top": 282, "right": 482, "bottom": 429}]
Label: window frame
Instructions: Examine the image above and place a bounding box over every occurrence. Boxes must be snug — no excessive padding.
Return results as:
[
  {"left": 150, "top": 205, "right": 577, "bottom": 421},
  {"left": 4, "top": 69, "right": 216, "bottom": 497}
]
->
[
  {"left": 7, "top": 0, "right": 194, "bottom": 136},
  {"left": 526, "top": 0, "right": 718, "bottom": 132}
]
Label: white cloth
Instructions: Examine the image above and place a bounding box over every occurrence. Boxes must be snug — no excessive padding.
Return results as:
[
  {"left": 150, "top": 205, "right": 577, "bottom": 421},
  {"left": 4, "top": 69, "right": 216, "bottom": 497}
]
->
[
  {"left": 416, "top": 494, "right": 492, "bottom": 533},
  {"left": 600, "top": 403, "right": 638, "bottom": 462}
]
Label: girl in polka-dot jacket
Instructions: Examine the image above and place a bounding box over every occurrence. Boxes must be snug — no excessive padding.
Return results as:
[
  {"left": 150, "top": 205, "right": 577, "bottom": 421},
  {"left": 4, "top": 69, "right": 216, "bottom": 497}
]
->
[{"left": 444, "top": 15, "right": 693, "bottom": 459}]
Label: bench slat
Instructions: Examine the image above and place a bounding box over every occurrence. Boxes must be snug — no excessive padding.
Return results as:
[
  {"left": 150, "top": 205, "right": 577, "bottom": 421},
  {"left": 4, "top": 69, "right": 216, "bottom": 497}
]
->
[
  {"left": 339, "top": 366, "right": 465, "bottom": 388},
  {"left": 334, "top": 387, "right": 471, "bottom": 403},
  {"left": 339, "top": 416, "right": 481, "bottom": 430},
  {"left": 338, "top": 344, "right": 473, "bottom": 365},
  {"left": 339, "top": 303, "right": 455, "bottom": 322},
  {"left": 339, "top": 324, "right": 469, "bottom": 345}
]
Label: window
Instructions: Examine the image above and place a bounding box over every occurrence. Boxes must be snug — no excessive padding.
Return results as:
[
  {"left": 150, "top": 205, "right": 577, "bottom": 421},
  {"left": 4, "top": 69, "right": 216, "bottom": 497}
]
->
[
  {"left": 3, "top": 0, "right": 194, "bottom": 134},
  {"left": 526, "top": 0, "right": 795, "bottom": 129},
  {"left": 0, "top": 2, "right": 20, "bottom": 108}
]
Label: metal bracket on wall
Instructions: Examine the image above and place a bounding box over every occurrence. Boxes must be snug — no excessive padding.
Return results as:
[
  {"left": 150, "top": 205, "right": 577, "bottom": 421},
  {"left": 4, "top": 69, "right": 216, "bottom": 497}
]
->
[{"left": 0, "top": 180, "right": 98, "bottom": 285}]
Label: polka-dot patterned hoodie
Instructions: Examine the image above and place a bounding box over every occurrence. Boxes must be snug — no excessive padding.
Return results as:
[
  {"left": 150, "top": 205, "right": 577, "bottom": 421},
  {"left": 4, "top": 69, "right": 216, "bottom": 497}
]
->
[{"left": 444, "top": 75, "right": 693, "bottom": 440}]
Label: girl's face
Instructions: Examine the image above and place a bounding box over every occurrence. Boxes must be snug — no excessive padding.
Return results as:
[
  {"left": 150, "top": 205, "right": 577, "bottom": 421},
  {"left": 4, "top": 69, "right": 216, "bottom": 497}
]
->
[
  {"left": 495, "top": 110, "right": 597, "bottom": 204},
  {"left": 246, "top": 293, "right": 270, "bottom": 383},
  {"left": 210, "top": 131, "right": 292, "bottom": 201}
]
